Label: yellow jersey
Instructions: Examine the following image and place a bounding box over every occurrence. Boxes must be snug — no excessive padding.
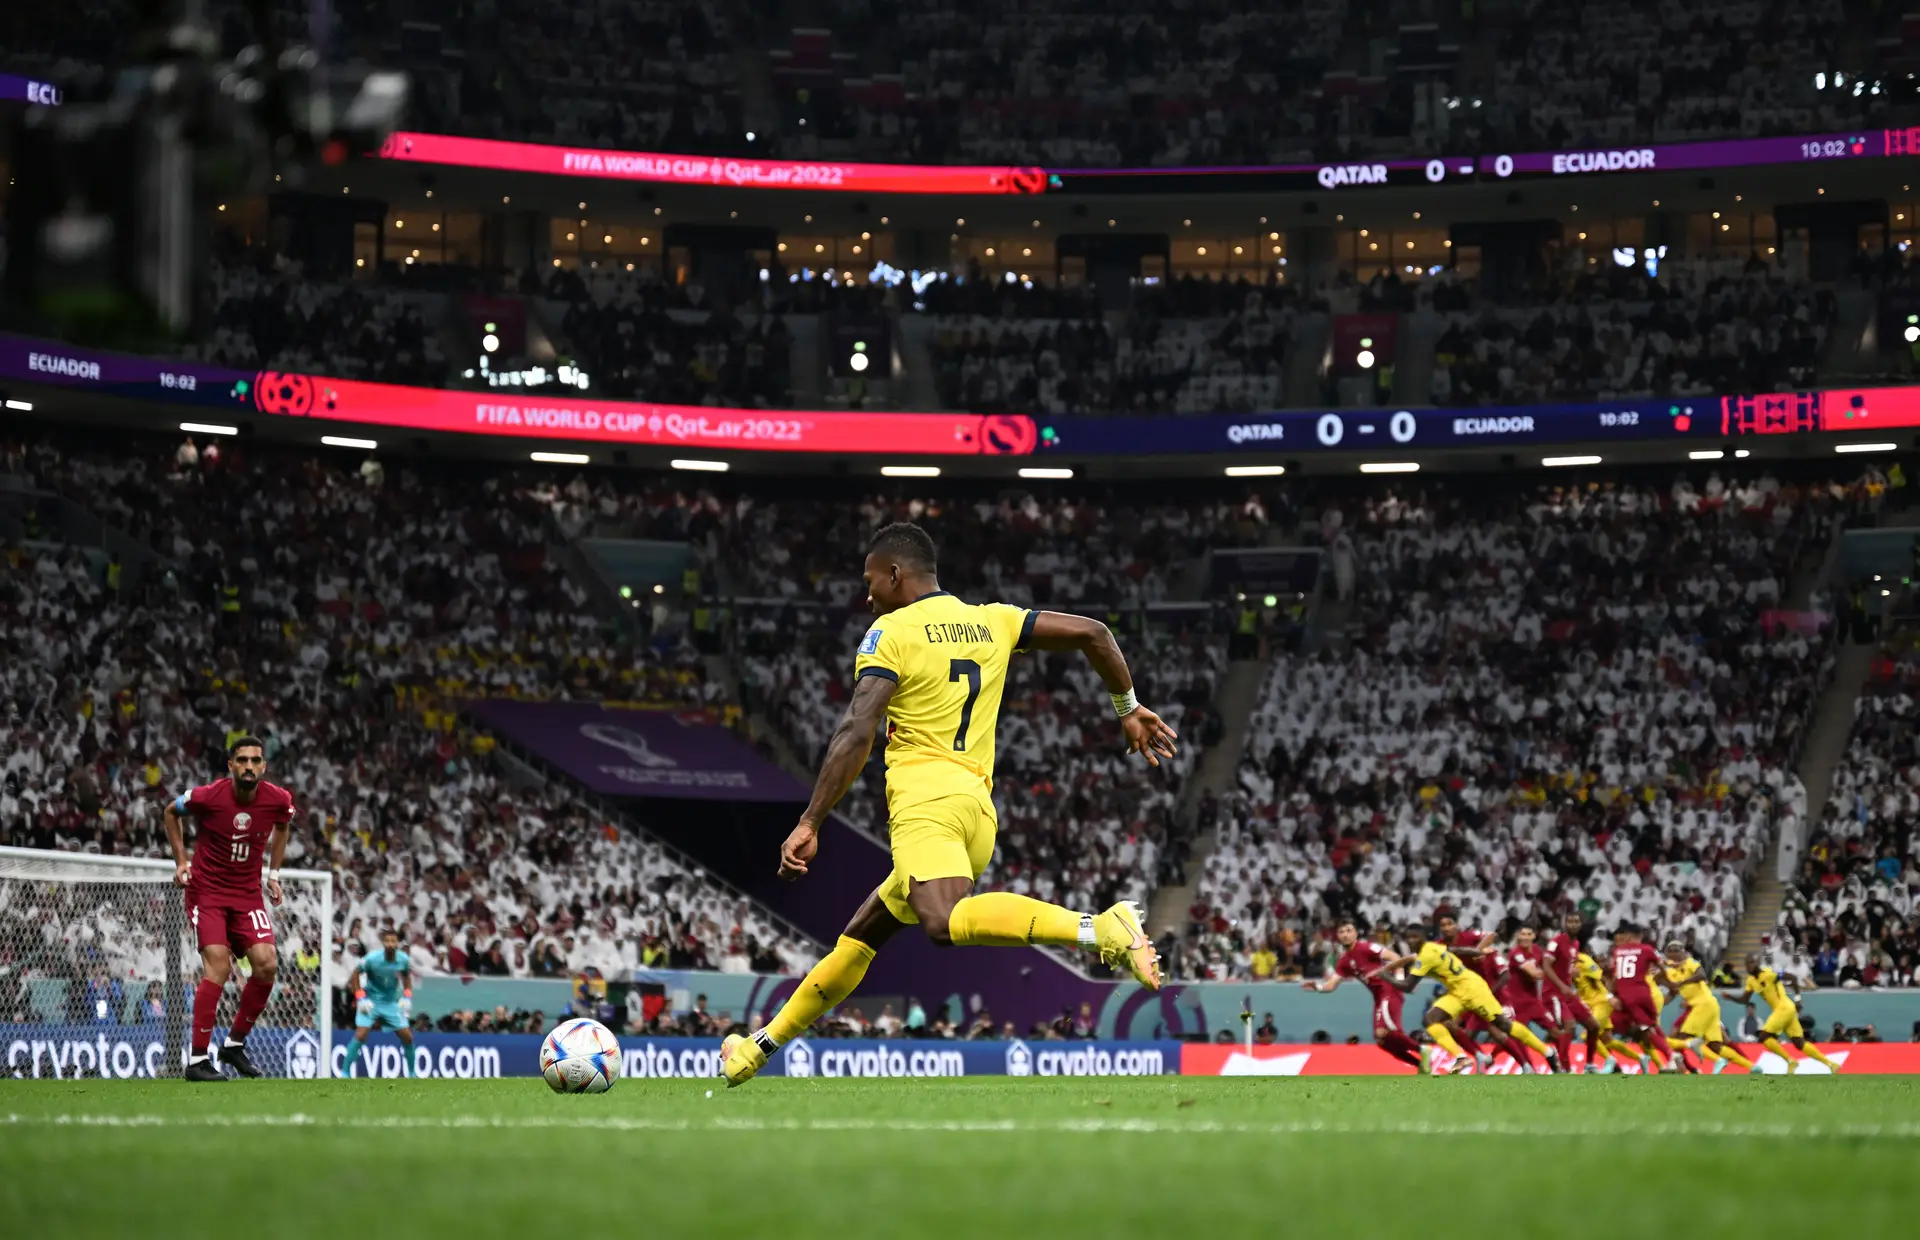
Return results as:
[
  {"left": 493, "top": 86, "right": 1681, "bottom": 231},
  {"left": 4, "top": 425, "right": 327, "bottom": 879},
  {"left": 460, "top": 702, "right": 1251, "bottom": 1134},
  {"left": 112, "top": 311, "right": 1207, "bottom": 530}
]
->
[
  {"left": 854, "top": 592, "right": 1033, "bottom": 818},
  {"left": 1410, "top": 941, "right": 1483, "bottom": 997},
  {"left": 1744, "top": 968, "right": 1795, "bottom": 1013},
  {"left": 1663, "top": 957, "right": 1713, "bottom": 1009},
  {"left": 1574, "top": 953, "right": 1610, "bottom": 1007}
]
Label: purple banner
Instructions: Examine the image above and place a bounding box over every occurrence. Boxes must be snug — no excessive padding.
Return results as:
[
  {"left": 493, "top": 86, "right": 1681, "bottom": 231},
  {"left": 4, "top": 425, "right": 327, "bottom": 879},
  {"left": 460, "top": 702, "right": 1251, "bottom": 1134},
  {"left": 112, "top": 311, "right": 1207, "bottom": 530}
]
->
[
  {"left": 1479, "top": 129, "right": 1886, "bottom": 180},
  {"left": 0, "top": 72, "right": 62, "bottom": 106},
  {"left": 466, "top": 701, "right": 806, "bottom": 801}
]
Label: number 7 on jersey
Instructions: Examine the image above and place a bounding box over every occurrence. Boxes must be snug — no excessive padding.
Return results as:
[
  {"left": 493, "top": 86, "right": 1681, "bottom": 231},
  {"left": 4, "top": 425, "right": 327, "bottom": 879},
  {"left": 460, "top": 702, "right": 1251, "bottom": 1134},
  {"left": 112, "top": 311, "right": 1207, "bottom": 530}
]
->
[{"left": 948, "top": 658, "right": 981, "bottom": 751}]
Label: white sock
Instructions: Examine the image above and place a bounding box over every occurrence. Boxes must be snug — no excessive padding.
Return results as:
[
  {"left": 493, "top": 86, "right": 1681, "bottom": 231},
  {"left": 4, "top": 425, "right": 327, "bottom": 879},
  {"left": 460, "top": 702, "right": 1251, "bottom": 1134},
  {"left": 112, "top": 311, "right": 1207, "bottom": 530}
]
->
[
  {"left": 1077, "top": 915, "right": 1097, "bottom": 949},
  {"left": 189, "top": 1054, "right": 208, "bottom": 1065},
  {"left": 224, "top": 1037, "right": 244, "bottom": 1048}
]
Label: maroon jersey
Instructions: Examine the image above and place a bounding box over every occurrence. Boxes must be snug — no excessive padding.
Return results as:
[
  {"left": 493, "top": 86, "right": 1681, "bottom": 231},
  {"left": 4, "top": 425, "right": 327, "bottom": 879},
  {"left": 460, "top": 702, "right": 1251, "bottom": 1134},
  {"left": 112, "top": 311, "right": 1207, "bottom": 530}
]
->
[
  {"left": 1450, "top": 930, "right": 1502, "bottom": 986},
  {"left": 1507, "top": 944, "right": 1547, "bottom": 997},
  {"left": 1334, "top": 939, "right": 1398, "bottom": 1000},
  {"left": 1544, "top": 932, "right": 1581, "bottom": 989},
  {"left": 178, "top": 778, "right": 296, "bottom": 902},
  {"left": 1610, "top": 942, "right": 1662, "bottom": 1002}
]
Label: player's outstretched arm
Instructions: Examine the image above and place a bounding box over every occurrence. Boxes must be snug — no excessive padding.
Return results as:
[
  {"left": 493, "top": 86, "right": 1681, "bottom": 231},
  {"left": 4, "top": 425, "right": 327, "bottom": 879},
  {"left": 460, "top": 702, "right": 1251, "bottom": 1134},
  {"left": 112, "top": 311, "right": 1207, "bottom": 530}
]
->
[
  {"left": 1023, "top": 610, "right": 1178, "bottom": 765},
  {"left": 779, "top": 673, "right": 896, "bottom": 881}
]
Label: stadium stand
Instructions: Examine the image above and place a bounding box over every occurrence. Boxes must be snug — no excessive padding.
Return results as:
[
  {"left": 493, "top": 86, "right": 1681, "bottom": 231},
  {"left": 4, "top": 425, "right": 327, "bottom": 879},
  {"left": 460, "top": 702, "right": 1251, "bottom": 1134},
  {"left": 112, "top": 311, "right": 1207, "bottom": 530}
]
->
[
  {"left": 1782, "top": 633, "right": 1920, "bottom": 987},
  {"left": 0, "top": 433, "right": 813, "bottom": 1004},
  {"left": 1428, "top": 262, "right": 1838, "bottom": 406},
  {"left": 1176, "top": 470, "right": 1847, "bottom": 982},
  {"left": 4, "top": 0, "right": 1902, "bottom": 163}
]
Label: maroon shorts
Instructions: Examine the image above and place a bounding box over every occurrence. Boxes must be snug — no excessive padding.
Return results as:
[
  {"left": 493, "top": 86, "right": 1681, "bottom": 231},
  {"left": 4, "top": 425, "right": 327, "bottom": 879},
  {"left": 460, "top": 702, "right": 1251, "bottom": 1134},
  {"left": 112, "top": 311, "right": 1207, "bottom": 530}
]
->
[
  {"left": 1611, "top": 991, "right": 1657, "bottom": 1030},
  {"left": 186, "top": 890, "right": 275, "bottom": 957},
  {"left": 1549, "top": 993, "right": 1593, "bottom": 1027},
  {"left": 1503, "top": 989, "right": 1550, "bottom": 1027},
  {"left": 1369, "top": 989, "right": 1406, "bottom": 1038}
]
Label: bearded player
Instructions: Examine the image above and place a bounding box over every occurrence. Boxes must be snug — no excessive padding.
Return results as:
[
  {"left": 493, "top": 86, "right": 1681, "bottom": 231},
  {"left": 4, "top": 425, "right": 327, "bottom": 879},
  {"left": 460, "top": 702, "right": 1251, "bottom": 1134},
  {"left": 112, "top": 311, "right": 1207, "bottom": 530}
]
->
[
  {"left": 164, "top": 737, "right": 297, "bottom": 1081},
  {"left": 1305, "top": 920, "right": 1430, "bottom": 1072},
  {"left": 721, "top": 523, "right": 1177, "bottom": 1086}
]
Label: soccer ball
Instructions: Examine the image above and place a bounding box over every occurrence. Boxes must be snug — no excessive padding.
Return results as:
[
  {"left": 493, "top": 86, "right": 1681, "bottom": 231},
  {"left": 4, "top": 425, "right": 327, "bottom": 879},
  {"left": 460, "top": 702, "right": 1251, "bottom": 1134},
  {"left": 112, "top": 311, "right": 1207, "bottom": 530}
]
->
[{"left": 540, "top": 1018, "right": 622, "bottom": 1094}]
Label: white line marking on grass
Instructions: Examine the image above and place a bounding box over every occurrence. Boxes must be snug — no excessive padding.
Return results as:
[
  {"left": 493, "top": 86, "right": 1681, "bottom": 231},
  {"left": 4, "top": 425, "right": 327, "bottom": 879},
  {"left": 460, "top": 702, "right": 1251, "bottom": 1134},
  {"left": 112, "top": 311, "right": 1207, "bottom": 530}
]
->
[{"left": 5, "top": 1112, "right": 1918, "bottom": 1142}]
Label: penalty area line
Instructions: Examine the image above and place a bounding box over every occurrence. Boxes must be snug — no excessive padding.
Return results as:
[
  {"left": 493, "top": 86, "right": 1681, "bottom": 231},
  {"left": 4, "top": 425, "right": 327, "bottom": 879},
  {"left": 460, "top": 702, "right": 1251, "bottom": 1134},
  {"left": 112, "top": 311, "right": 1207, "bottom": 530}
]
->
[{"left": 3, "top": 1112, "right": 1917, "bottom": 1142}]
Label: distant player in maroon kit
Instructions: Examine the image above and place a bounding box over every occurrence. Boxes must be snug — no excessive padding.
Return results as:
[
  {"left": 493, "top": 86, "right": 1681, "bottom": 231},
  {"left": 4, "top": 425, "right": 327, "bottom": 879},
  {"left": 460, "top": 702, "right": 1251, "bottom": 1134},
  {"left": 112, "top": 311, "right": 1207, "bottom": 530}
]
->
[
  {"left": 1304, "top": 920, "right": 1430, "bottom": 1073},
  {"left": 1543, "top": 911, "right": 1610, "bottom": 1072},
  {"left": 164, "top": 737, "right": 297, "bottom": 1082},
  {"left": 1608, "top": 923, "right": 1677, "bottom": 1070},
  {"left": 1500, "top": 925, "right": 1556, "bottom": 1050}
]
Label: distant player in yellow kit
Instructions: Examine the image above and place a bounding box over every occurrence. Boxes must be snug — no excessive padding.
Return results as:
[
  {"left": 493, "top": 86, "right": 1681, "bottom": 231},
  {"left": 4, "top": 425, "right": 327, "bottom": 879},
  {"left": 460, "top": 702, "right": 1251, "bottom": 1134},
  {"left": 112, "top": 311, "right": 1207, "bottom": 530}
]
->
[
  {"left": 720, "top": 522, "right": 1178, "bottom": 1086},
  {"left": 1574, "top": 950, "right": 1651, "bottom": 1071},
  {"left": 1726, "top": 954, "right": 1841, "bottom": 1073},
  {"left": 1658, "top": 942, "right": 1754, "bottom": 1073},
  {"left": 1372, "top": 924, "right": 1560, "bottom": 1073}
]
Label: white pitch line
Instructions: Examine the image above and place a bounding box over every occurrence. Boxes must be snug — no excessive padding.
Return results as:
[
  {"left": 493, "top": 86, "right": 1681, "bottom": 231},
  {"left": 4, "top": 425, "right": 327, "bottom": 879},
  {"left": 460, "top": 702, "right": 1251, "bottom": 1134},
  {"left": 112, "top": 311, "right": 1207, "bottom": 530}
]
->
[{"left": 3, "top": 1112, "right": 1917, "bottom": 1142}]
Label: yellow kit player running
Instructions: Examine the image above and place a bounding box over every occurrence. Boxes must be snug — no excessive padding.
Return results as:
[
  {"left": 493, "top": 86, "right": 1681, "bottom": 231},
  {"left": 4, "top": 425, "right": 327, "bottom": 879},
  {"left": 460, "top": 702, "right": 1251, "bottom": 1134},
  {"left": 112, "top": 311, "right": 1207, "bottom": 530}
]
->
[
  {"left": 1574, "top": 950, "right": 1649, "bottom": 1071},
  {"left": 1725, "top": 954, "right": 1841, "bottom": 1073},
  {"left": 1658, "top": 942, "right": 1754, "bottom": 1073},
  {"left": 1373, "top": 924, "right": 1559, "bottom": 1073},
  {"left": 721, "top": 522, "right": 1178, "bottom": 1086}
]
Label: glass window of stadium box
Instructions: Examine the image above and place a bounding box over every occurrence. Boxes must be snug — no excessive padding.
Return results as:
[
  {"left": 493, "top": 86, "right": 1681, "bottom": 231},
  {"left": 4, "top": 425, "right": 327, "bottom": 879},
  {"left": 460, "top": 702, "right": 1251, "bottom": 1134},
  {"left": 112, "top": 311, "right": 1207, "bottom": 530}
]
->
[
  {"left": 777, "top": 233, "right": 892, "bottom": 278},
  {"left": 1686, "top": 210, "right": 1777, "bottom": 263},
  {"left": 951, "top": 235, "right": 1054, "bottom": 285},
  {"left": 1169, "top": 237, "right": 1267, "bottom": 279},
  {"left": 547, "top": 219, "right": 662, "bottom": 272}
]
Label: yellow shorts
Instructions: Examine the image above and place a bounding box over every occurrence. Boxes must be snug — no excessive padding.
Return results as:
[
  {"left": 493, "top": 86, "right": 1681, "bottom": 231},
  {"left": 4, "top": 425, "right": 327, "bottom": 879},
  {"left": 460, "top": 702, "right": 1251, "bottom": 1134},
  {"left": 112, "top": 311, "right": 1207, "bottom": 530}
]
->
[
  {"left": 878, "top": 793, "right": 997, "bottom": 924},
  {"left": 1649, "top": 986, "right": 1665, "bottom": 1016},
  {"left": 1678, "top": 1000, "right": 1723, "bottom": 1043},
  {"left": 1431, "top": 978, "right": 1505, "bottom": 1025},
  {"left": 1586, "top": 999, "right": 1614, "bottom": 1031},
  {"left": 1761, "top": 1006, "right": 1804, "bottom": 1040}
]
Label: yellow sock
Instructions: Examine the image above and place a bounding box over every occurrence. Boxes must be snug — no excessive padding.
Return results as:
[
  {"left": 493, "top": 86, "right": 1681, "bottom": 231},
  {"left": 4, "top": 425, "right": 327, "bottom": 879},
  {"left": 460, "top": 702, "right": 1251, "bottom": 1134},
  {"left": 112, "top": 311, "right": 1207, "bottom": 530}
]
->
[
  {"left": 1506, "top": 1023, "right": 1552, "bottom": 1056},
  {"left": 1426, "top": 1023, "right": 1466, "bottom": 1057},
  {"left": 948, "top": 892, "right": 1086, "bottom": 947},
  {"left": 1760, "top": 1035, "right": 1790, "bottom": 1063},
  {"left": 1603, "top": 1035, "right": 1638, "bottom": 1062},
  {"left": 764, "top": 935, "right": 876, "bottom": 1045},
  {"left": 1801, "top": 1041, "right": 1842, "bottom": 1070},
  {"left": 1695, "top": 1041, "right": 1720, "bottom": 1064},
  {"left": 1716, "top": 1044, "right": 1755, "bottom": 1069}
]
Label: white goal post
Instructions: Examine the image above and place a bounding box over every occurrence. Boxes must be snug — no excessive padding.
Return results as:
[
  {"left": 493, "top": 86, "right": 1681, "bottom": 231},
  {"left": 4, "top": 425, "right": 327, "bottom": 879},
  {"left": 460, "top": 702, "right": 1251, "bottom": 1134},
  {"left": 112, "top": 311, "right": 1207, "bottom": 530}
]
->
[{"left": 0, "top": 846, "right": 332, "bottom": 1079}]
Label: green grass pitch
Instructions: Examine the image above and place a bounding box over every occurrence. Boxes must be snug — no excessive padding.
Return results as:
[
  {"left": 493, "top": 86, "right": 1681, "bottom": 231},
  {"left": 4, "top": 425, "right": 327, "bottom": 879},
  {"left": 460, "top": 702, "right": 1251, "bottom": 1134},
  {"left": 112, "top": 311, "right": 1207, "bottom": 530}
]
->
[{"left": 4, "top": 1075, "right": 1918, "bottom": 1236}]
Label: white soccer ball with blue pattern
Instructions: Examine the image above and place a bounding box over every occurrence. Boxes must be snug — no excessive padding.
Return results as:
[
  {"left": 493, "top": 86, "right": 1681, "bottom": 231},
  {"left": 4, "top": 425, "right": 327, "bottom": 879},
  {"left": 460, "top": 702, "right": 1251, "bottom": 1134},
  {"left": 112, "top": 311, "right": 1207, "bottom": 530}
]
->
[{"left": 541, "top": 1018, "right": 622, "bottom": 1094}]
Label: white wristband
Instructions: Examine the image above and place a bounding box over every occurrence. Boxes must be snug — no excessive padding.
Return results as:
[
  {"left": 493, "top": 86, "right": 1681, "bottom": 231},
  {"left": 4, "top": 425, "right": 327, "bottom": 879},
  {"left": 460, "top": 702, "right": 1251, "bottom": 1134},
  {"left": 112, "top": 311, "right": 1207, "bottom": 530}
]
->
[
  {"left": 267, "top": 870, "right": 282, "bottom": 883},
  {"left": 1111, "top": 688, "right": 1139, "bottom": 718}
]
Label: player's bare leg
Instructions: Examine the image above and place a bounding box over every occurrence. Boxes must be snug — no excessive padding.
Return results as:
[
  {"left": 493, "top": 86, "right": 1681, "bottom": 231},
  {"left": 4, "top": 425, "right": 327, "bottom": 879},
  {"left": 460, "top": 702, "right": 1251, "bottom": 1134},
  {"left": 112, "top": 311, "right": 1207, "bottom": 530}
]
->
[
  {"left": 722, "top": 889, "right": 904, "bottom": 1087},
  {"left": 186, "top": 944, "right": 233, "bottom": 1082},
  {"left": 216, "top": 941, "right": 277, "bottom": 1078}
]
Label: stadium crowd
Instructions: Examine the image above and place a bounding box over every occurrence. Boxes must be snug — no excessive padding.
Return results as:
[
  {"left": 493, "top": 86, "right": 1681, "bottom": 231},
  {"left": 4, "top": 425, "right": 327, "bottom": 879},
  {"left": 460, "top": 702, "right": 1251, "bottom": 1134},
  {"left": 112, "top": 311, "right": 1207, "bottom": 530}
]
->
[
  {"left": 1776, "top": 632, "right": 1920, "bottom": 988},
  {"left": 926, "top": 277, "right": 1311, "bottom": 417},
  {"left": 1174, "top": 469, "right": 1849, "bottom": 983},
  {"left": 3, "top": 0, "right": 1900, "bottom": 166},
  {"left": 1430, "top": 261, "right": 1837, "bottom": 406},
  {"left": 0, "top": 432, "right": 813, "bottom": 1033}
]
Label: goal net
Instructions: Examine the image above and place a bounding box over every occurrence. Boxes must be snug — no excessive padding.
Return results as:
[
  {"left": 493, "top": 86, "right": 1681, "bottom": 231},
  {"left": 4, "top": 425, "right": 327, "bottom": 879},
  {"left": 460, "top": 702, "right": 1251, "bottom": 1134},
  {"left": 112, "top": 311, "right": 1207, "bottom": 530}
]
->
[{"left": 0, "top": 846, "right": 332, "bottom": 1079}]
